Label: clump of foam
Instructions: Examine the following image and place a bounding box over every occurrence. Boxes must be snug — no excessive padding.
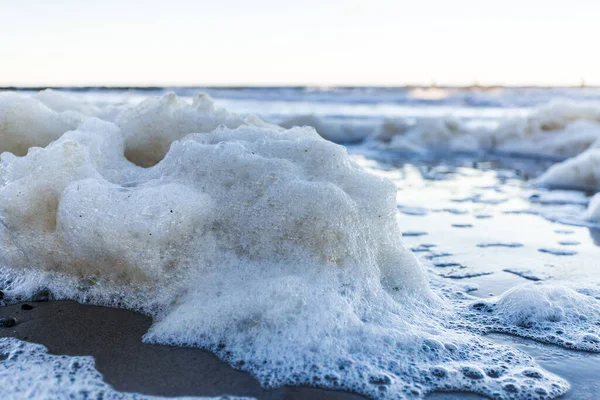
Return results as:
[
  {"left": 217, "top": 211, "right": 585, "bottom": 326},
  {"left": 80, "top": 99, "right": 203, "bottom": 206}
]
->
[
  {"left": 368, "top": 119, "right": 411, "bottom": 143},
  {"left": 369, "top": 117, "right": 490, "bottom": 154},
  {"left": 393, "top": 117, "right": 478, "bottom": 152},
  {"left": 280, "top": 115, "right": 373, "bottom": 143},
  {"left": 0, "top": 119, "right": 146, "bottom": 281},
  {"left": 517, "top": 103, "right": 600, "bottom": 135},
  {"left": 586, "top": 192, "right": 600, "bottom": 222},
  {"left": 35, "top": 89, "right": 126, "bottom": 122},
  {"left": 357, "top": 102, "right": 600, "bottom": 162},
  {"left": 491, "top": 104, "right": 600, "bottom": 157},
  {"left": 0, "top": 92, "right": 83, "bottom": 156},
  {"left": 0, "top": 338, "right": 246, "bottom": 400},
  {"left": 0, "top": 113, "right": 430, "bottom": 294},
  {"left": 0, "top": 91, "right": 586, "bottom": 399},
  {"left": 536, "top": 148, "right": 600, "bottom": 190},
  {"left": 116, "top": 93, "right": 252, "bottom": 167},
  {"left": 466, "top": 284, "right": 600, "bottom": 352},
  {"left": 33, "top": 89, "right": 100, "bottom": 114}
]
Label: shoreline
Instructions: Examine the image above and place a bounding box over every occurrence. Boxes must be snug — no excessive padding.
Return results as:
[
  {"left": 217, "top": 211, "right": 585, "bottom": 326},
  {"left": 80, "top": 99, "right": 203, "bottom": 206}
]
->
[
  {"left": 3, "top": 300, "right": 599, "bottom": 399},
  {"left": 0, "top": 300, "right": 367, "bottom": 400}
]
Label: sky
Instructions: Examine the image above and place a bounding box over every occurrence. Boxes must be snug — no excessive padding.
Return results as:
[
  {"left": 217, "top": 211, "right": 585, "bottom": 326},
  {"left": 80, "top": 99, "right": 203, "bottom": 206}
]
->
[{"left": 1, "top": 0, "right": 598, "bottom": 87}]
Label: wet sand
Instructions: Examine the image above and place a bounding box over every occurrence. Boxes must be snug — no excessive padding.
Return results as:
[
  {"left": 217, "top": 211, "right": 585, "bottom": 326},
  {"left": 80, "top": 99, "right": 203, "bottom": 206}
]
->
[
  {"left": 0, "top": 300, "right": 366, "bottom": 400},
  {"left": 3, "top": 300, "right": 598, "bottom": 399}
]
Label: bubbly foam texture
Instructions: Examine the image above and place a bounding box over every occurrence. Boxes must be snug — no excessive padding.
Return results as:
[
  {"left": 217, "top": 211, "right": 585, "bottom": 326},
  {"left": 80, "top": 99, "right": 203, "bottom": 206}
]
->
[
  {"left": 116, "top": 93, "right": 249, "bottom": 167},
  {"left": 0, "top": 338, "right": 246, "bottom": 400},
  {"left": 34, "top": 89, "right": 105, "bottom": 115},
  {"left": 1, "top": 91, "right": 598, "bottom": 399},
  {"left": 0, "top": 92, "right": 83, "bottom": 156},
  {"left": 465, "top": 284, "right": 600, "bottom": 352}
]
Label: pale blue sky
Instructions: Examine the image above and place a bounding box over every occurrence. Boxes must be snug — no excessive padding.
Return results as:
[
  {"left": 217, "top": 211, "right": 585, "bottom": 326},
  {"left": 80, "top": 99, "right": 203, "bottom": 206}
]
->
[{"left": 1, "top": 0, "right": 598, "bottom": 86}]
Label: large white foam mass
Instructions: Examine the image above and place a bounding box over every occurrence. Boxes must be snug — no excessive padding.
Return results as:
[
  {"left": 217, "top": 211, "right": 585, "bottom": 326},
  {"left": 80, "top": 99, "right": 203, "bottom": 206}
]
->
[{"left": 2, "top": 91, "right": 598, "bottom": 399}]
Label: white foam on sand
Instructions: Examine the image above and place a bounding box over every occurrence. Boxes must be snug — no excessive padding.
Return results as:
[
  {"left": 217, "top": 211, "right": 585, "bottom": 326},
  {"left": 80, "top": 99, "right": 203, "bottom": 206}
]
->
[
  {"left": 533, "top": 147, "right": 600, "bottom": 223},
  {"left": 536, "top": 149, "right": 600, "bottom": 190},
  {"left": 463, "top": 284, "right": 600, "bottom": 352},
  {"left": 2, "top": 91, "right": 600, "bottom": 399},
  {"left": 0, "top": 337, "right": 248, "bottom": 400}
]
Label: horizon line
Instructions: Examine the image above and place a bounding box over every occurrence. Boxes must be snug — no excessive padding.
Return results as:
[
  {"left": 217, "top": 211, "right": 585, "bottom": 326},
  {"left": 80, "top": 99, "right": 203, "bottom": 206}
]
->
[{"left": 1, "top": 84, "right": 599, "bottom": 91}]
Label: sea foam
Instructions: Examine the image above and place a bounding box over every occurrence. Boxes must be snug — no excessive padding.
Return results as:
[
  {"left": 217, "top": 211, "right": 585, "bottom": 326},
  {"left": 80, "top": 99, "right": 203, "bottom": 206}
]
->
[
  {"left": 537, "top": 149, "right": 600, "bottom": 190},
  {"left": 1, "top": 91, "right": 599, "bottom": 399},
  {"left": 370, "top": 103, "right": 600, "bottom": 158},
  {"left": 0, "top": 338, "right": 246, "bottom": 400}
]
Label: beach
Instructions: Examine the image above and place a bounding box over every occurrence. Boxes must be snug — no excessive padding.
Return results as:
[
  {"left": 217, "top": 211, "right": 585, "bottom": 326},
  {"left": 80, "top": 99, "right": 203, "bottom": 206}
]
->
[
  {"left": 0, "top": 300, "right": 366, "bottom": 400},
  {"left": 2, "top": 300, "right": 599, "bottom": 399}
]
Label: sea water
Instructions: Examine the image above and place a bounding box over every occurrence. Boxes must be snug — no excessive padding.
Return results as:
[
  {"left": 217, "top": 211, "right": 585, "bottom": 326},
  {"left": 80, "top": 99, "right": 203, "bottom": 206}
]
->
[{"left": 1, "top": 87, "right": 600, "bottom": 399}]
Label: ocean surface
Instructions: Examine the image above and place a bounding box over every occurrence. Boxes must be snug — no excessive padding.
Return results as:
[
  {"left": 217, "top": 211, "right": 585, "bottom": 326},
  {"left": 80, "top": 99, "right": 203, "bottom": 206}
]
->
[
  {"left": 1, "top": 87, "right": 600, "bottom": 399},
  {"left": 17, "top": 85, "right": 600, "bottom": 132}
]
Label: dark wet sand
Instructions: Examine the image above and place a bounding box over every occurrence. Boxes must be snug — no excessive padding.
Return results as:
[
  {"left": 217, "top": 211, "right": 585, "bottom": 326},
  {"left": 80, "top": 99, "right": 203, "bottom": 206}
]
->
[
  {"left": 10, "top": 300, "right": 597, "bottom": 400},
  {"left": 0, "top": 300, "right": 366, "bottom": 400}
]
